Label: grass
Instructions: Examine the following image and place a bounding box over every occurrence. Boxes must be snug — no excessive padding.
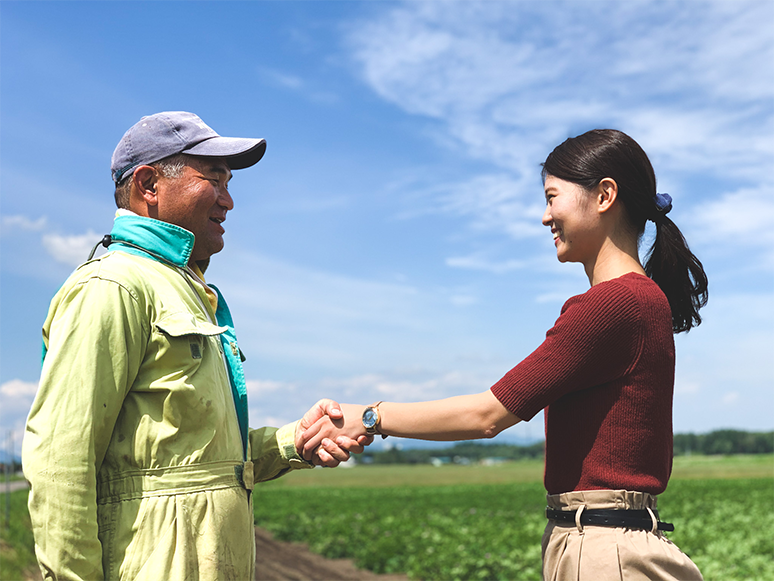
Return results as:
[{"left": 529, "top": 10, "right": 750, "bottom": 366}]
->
[
  {"left": 669, "top": 453, "right": 774, "bottom": 480},
  {"left": 261, "top": 453, "right": 774, "bottom": 489},
  {"left": 0, "top": 488, "right": 37, "bottom": 581}
]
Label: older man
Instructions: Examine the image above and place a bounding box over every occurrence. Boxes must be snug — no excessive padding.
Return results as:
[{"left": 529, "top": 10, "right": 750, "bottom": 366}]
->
[{"left": 23, "top": 112, "right": 366, "bottom": 581}]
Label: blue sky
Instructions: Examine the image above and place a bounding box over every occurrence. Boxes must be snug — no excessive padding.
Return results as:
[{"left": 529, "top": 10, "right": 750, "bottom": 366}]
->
[{"left": 1, "top": 1, "right": 772, "bottom": 453}]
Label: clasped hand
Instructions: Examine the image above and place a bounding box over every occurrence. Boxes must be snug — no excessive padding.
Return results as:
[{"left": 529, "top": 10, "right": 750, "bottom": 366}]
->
[
  {"left": 298, "top": 403, "right": 368, "bottom": 463},
  {"left": 295, "top": 401, "right": 370, "bottom": 466}
]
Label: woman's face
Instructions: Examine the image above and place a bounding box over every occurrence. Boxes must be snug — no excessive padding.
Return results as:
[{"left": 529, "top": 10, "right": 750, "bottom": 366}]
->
[{"left": 542, "top": 175, "right": 601, "bottom": 264}]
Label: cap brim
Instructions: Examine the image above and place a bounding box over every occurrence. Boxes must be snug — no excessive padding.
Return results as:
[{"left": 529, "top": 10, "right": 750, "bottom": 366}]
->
[{"left": 183, "top": 136, "right": 266, "bottom": 170}]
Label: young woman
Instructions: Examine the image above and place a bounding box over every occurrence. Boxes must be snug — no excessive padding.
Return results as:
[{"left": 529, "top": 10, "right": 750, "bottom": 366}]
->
[{"left": 303, "top": 129, "right": 708, "bottom": 581}]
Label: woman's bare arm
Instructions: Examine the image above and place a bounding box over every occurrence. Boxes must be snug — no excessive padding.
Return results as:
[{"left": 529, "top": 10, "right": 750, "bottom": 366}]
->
[{"left": 301, "top": 391, "right": 521, "bottom": 459}]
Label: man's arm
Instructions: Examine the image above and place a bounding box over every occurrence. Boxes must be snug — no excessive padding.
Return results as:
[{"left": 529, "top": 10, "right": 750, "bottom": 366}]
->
[{"left": 23, "top": 276, "right": 147, "bottom": 581}]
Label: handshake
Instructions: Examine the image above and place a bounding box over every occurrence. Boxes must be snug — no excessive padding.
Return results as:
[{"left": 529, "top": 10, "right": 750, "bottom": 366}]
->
[
  {"left": 293, "top": 400, "right": 376, "bottom": 467},
  {"left": 291, "top": 391, "right": 515, "bottom": 465}
]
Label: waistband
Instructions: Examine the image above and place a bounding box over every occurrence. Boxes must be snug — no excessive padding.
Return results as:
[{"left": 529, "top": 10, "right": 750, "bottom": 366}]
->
[
  {"left": 545, "top": 507, "right": 674, "bottom": 532},
  {"left": 97, "top": 460, "right": 254, "bottom": 504},
  {"left": 546, "top": 489, "right": 658, "bottom": 511}
]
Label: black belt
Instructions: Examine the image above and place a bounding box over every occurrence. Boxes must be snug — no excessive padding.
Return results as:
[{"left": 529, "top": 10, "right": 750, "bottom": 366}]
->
[{"left": 545, "top": 508, "right": 675, "bottom": 532}]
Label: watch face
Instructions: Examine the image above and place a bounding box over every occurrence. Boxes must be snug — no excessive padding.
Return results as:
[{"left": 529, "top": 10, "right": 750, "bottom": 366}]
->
[{"left": 363, "top": 408, "right": 378, "bottom": 429}]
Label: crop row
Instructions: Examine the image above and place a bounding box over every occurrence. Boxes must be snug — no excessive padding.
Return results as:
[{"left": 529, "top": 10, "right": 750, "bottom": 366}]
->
[{"left": 254, "top": 478, "right": 773, "bottom": 580}]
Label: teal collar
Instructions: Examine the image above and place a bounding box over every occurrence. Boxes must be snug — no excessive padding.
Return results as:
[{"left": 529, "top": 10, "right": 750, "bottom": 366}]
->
[{"left": 110, "top": 215, "right": 194, "bottom": 268}]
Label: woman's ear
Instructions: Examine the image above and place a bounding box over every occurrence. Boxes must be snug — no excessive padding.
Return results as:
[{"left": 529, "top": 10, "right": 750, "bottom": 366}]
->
[{"left": 597, "top": 177, "right": 618, "bottom": 214}]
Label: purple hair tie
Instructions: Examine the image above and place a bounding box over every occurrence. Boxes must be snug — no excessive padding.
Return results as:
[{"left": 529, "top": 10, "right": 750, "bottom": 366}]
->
[{"left": 654, "top": 193, "right": 672, "bottom": 215}]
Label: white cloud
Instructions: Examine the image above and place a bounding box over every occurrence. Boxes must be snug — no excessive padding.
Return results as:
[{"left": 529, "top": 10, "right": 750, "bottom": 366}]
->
[
  {"left": 449, "top": 294, "right": 477, "bottom": 307},
  {"left": 246, "top": 379, "right": 295, "bottom": 397},
  {"left": 0, "top": 380, "right": 38, "bottom": 446},
  {"left": 721, "top": 391, "right": 740, "bottom": 405},
  {"left": 318, "top": 369, "right": 490, "bottom": 402},
  {"left": 1, "top": 215, "right": 47, "bottom": 232},
  {"left": 256, "top": 65, "right": 338, "bottom": 104},
  {"left": 689, "top": 187, "right": 774, "bottom": 247},
  {"left": 675, "top": 381, "right": 701, "bottom": 396},
  {"left": 347, "top": 0, "right": 774, "bottom": 250},
  {"left": 438, "top": 174, "right": 546, "bottom": 239},
  {"left": 446, "top": 254, "right": 526, "bottom": 274},
  {"left": 257, "top": 66, "right": 305, "bottom": 90},
  {"left": 534, "top": 292, "right": 571, "bottom": 305},
  {"left": 246, "top": 368, "right": 545, "bottom": 446},
  {"left": 218, "top": 250, "right": 435, "bottom": 371},
  {"left": 0, "top": 379, "right": 38, "bottom": 398},
  {"left": 672, "top": 292, "right": 774, "bottom": 431},
  {"left": 41, "top": 230, "right": 101, "bottom": 266},
  {"left": 0, "top": 215, "right": 48, "bottom": 234}
]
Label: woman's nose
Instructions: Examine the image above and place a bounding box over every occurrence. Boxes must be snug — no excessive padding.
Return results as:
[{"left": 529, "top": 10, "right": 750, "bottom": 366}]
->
[{"left": 542, "top": 205, "right": 552, "bottom": 227}]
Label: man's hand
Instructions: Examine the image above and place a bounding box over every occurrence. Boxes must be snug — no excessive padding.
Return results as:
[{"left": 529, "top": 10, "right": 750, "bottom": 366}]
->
[
  {"left": 295, "top": 399, "right": 373, "bottom": 467},
  {"left": 300, "top": 403, "right": 369, "bottom": 460}
]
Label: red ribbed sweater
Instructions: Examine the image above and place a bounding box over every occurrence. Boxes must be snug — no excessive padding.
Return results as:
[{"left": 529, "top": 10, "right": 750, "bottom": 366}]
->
[{"left": 490, "top": 273, "right": 674, "bottom": 495}]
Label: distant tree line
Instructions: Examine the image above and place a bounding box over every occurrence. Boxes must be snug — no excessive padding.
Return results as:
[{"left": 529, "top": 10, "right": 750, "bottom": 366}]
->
[
  {"left": 359, "top": 430, "right": 773, "bottom": 465},
  {"left": 673, "top": 429, "right": 773, "bottom": 456},
  {"left": 360, "top": 440, "right": 545, "bottom": 465}
]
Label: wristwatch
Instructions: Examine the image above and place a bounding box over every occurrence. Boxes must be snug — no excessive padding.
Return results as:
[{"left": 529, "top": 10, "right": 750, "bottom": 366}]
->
[{"left": 362, "top": 402, "right": 388, "bottom": 439}]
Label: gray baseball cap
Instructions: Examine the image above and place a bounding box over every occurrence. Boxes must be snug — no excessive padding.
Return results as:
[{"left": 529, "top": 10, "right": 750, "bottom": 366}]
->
[{"left": 111, "top": 111, "right": 266, "bottom": 184}]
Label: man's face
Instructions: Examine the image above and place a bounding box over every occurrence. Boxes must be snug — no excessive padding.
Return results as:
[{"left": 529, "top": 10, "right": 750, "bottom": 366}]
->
[{"left": 155, "top": 157, "right": 234, "bottom": 264}]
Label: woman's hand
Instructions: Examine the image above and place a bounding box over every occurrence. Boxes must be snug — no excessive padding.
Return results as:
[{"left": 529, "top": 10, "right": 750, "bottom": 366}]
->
[
  {"left": 301, "top": 403, "right": 368, "bottom": 460},
  {"left": 294, "top": 400, "right": 372, "bottom": 466}
]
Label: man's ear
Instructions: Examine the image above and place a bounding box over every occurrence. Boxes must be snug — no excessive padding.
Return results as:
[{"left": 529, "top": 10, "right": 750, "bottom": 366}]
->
[
  {"left": 132, "top": 165, "right": 160, "bottom": 207},
  {"left": 597, "top": 177, "right": 618, "bottom": 214}
]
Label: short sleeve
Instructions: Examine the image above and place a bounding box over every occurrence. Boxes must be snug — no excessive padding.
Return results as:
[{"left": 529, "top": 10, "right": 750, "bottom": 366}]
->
[{"left": 490, "top": 281, "right": 643, "bottom": 421}]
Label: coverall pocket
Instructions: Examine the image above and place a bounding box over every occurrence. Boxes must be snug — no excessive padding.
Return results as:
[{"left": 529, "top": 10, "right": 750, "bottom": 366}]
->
[{"left": 155, "top": 313, "right": 227, "bottom": 364}]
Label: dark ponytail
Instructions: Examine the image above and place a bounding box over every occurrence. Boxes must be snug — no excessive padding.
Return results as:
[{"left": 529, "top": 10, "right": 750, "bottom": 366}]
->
[{"left": 542, "top": 129, "right": 708, "bottom": 333}]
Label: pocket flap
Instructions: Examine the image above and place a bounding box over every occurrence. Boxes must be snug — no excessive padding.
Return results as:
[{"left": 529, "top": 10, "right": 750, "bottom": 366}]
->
[{"left": 155, "top": 312, "right": 228, "bottom": 337}]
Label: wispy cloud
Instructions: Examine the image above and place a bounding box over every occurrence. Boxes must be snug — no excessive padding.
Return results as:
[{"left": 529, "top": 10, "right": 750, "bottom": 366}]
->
[
  {"left": 1, "top": 215, "right": 47, "bottom": 232},
  {"left": 446, "top": 254, "right": 526, "bottom": 274},
  {"left": 433, "top": 174, "right": 545, "bottom": 239},
  {"left": 256, "top": 65, "right": 338, "bottom": 104},
  {"left": 246, "top": 368, "right": 544, "bottom": 445},
  {"left": 0, "top": 379, "right": 39, "bottom": 444},
  {"left": 41, "top": 230, "right": 100, "bottom": 266},
  {"left": 257, "top": 66, "right": 305, "bottom": 90},
  {"left": 347, "top": 0, "right": 774, "bottom": 259},
  {"left": 689, "top": 187, "right": 774, "bottom": 246}
]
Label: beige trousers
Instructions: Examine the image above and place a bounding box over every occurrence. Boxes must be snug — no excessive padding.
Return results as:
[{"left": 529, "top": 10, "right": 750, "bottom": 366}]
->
[{"left": 542, "top": 490, "right": 703, "bottom": 581}]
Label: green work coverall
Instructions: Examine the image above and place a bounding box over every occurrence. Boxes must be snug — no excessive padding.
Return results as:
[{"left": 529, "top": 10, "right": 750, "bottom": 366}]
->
[{"left": 23, "top": 213, "right": 312, "bottom": 580}]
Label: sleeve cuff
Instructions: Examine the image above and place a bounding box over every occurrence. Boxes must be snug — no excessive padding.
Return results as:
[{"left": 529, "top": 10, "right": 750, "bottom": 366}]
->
[{"left": 276, "top": 421, "right": 314, "bottom": 469}]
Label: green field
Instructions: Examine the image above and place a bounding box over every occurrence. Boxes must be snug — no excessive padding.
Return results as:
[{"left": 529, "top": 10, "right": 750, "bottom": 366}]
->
[
  {"left": 3, "top": 455, "right": 772, "bottom": 580},
  {"left": 0, "top": 485, "right": 37, "bottom": 581},
  {"left": 254, "top": 455, "right": 774, "bottom": 580}
]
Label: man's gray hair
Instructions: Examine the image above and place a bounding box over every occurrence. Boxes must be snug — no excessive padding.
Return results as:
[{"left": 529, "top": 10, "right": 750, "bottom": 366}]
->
[{"left": 114, "top": 154, "right": 189, "bottom": 209}]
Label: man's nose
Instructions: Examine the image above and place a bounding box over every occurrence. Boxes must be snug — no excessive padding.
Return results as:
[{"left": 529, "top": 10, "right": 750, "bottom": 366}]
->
[{"left": 219, "top": 189, "right": 234, "bottom": 211}]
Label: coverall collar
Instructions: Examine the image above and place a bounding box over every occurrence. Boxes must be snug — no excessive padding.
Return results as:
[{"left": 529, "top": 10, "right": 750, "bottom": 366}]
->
[{"left": 110, "top": 212, "right": 194, "bottom": 269}]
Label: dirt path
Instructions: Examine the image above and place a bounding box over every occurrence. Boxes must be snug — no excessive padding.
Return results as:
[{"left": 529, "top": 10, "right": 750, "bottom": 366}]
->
[
  {"left": 254, "top": 527, "right": 409, "bottom": 581},
  {"left": 1, "top": 480, "right": 31, "bottom": 494}
]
